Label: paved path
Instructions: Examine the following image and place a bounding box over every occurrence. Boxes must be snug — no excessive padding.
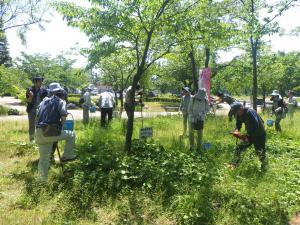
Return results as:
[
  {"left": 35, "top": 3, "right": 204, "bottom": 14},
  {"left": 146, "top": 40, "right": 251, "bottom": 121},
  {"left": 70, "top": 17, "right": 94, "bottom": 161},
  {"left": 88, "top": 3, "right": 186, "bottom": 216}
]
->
[{"left": 0, "top": 96, "right": 232, "bottom": 122}]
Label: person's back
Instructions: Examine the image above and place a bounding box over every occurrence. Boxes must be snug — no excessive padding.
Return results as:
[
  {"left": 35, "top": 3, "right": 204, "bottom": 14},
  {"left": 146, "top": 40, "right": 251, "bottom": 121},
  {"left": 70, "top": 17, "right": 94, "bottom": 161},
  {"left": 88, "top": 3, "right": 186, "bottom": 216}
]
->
[
  {"left": 35, "top": 84, "right": 76, "bottom": 182},
  {"left": 99, "top": 91, "right": 114, "bottom": 108}
]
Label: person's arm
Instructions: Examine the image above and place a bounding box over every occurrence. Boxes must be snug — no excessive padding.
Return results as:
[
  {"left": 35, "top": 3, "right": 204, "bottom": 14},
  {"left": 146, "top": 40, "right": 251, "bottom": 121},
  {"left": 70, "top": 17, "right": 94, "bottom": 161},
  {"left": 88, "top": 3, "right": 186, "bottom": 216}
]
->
[
  {"left": 235, "top": 119, "right": 242, "bottom": 131},
  {"left": 26, "top": 88, "right": 34, "bottom": 103}
]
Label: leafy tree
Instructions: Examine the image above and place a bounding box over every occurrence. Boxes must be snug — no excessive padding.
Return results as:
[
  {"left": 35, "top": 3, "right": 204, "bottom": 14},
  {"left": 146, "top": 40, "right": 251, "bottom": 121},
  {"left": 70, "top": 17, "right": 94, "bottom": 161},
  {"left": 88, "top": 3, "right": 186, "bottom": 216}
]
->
[
  {"left": 55, "top": 0, "right": 208, "bottom": 151},
  {"left": 228, "top": 0, "right": 298, "bottom": 110},
  {"left": 95, "top": 49, "right": 135, "bottom": 108},
  {"left": 0, "top": 65, "right": 30, "bottom": 96},
  {"left": 0, "top": 0, "right": 47, "bottom": 39},
  {"left": 0, "top": 31, "right": 12, "bottom": 66},
  {"left": 15, "top": 52, "right": 89, "bottom": 90}
]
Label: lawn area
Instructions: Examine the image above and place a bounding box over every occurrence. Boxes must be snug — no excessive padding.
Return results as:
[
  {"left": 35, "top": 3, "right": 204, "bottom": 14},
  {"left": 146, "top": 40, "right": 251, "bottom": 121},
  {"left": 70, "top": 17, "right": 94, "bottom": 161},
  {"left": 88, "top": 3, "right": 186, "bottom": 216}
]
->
[{"left": 0, "top": 112, "right": 299, "bottom": 224}]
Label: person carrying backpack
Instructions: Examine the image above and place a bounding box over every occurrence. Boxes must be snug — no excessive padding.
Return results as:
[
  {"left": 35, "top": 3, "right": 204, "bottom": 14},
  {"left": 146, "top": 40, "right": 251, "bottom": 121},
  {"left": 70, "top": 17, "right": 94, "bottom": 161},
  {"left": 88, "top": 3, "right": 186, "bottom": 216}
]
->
[
  {"left": 188, "top": 88, "right": 210, "bottom": 151},
  {"left": 270, "top": 90, "right": 287, "bottom": 132},
  {"left": 35, "top": 83, "right": 76, "bottom": 182}
]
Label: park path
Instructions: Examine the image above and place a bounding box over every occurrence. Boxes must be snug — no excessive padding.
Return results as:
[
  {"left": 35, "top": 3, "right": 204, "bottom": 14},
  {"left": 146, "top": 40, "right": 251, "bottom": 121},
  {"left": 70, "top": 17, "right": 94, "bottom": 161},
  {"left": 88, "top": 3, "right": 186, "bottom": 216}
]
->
[{"left": 0, "top": 96, "right": 231, "bottom": 122}]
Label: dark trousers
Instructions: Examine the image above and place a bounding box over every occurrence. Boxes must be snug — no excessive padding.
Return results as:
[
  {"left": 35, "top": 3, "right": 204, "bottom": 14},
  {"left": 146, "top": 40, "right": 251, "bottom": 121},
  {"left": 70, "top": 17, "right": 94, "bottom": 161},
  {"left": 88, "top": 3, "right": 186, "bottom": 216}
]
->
[
  {"left": 232, "top": 133, "right": 267, "bottom": 167},
  {"left": 101, "top": 108, "right": 113, "bottom": 126}
]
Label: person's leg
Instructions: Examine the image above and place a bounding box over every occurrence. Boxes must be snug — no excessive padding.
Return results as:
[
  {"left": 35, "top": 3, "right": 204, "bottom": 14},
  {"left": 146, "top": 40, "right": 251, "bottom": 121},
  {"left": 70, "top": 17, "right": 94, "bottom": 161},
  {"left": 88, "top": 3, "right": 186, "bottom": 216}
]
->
[
  {"left": 100, "top": 108, "right": 106, "bottom": 127},
  {"left": 275, "top": 114, "right": 282, "bottom": 132},
  {"left": 83, "top": 106, "right": 89, "bottom": 124},
  {"left": 254, "top": 134, "right": 267, "bottom": 171},
  {"left": 60, "top": 130, "right": 76, "bottom": 160},
  {"left": 196, "top": 129, "right": 203, "bottom": 151},
  {"left": 38, "top": 142, "right": 53, "bottom": 182},
  {"left": 232, "top": 141, "right": 251, "bottom": 166},
  {"left": 183, "top": 113, "right": 188, "bottom": 135},
  {"left": 107, "top": 108, "right": 113, "bottom": 123},
  {"left": 28, "top": 111, "right": 36, "bottom": 142},
  {"left": 188, "top": 122, "right": 194, "bottom": 149}
]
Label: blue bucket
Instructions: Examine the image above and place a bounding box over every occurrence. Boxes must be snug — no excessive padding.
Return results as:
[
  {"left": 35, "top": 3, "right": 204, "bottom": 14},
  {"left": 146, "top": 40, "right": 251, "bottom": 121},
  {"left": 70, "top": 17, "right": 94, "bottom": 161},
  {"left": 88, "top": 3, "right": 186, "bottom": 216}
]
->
[
  {"left": 89, "top": 106, "right": 96, "bottom": 113},
  {"left": 203, "top": 142, "right": 211, "bottom": 150},
  {"left": 266, "top": 119, "right": 274, "bottom": 127},
  {"left": 63, "top": 113, "right": 74, "bottom": 130}
]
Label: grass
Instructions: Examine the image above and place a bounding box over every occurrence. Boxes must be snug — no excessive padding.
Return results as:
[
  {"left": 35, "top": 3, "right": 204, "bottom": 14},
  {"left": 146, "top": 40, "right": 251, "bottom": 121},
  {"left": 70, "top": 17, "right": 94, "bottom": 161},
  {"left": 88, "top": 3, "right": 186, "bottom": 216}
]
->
[{"left": 0, "top": 112, "right": 299, "bottom": 224}]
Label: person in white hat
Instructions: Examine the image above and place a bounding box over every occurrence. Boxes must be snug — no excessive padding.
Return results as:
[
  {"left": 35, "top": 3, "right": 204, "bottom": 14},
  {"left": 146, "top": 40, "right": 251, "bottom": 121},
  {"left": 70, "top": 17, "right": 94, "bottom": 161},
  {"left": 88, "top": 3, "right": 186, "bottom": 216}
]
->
[
  {"left": 82, "top": 87, "right": 93, "bottom": 124},
  {"left": 179, "top": 87, "right": 191, "bottom": 136},
  {"left": 287, "top": 90, "right": 298, "bottom": 123},
  {"left": 35, "top": 82, "right": 76, "bottom": 182},
  {"left": 188, "top": 88, "right": 210, "bottom": 151},
  {"left": 270, "top": 90, "right": 287, "bottom": 132}
]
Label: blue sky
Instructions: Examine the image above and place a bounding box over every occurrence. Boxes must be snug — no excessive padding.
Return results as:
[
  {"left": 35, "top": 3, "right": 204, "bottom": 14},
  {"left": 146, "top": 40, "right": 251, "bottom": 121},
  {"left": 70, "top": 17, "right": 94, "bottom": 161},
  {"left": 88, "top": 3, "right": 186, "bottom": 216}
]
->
[{"left": 6, "top": 1, "right": 300, "bottom": 68}]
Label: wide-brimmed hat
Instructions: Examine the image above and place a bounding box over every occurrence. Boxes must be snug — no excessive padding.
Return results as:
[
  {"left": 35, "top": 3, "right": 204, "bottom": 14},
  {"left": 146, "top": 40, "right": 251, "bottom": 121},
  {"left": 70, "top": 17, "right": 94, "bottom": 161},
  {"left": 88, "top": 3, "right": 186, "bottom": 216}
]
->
[
  {"left": 48, "top": 82, "right": 64, "bottom": 93},
  {"left": 228, "top": 102, "right": 243, "bottom": 121},
  {"left": 182, "top": 87, "right": 191, "bottom": 93},
  {"left": 270, "top": 90, "right": 280, "bottom": 96}
]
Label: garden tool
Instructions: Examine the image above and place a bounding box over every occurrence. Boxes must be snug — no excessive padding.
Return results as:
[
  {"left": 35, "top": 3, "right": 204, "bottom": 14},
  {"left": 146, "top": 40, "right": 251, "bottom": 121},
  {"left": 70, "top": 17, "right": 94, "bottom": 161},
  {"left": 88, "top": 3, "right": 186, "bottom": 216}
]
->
[{"left": 54, "top": 142, "right": 64, "bottom": 170}]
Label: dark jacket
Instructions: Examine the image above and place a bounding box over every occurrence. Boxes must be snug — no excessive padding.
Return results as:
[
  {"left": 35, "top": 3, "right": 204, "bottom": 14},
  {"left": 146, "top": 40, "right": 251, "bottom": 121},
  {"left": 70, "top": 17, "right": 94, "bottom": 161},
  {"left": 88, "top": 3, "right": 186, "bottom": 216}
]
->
[
  {"left": 236, "top": 108, "right": 265, "bottom": 140},
  {"left": 26, "top": 86, "right": 48, "bottom": 113}
]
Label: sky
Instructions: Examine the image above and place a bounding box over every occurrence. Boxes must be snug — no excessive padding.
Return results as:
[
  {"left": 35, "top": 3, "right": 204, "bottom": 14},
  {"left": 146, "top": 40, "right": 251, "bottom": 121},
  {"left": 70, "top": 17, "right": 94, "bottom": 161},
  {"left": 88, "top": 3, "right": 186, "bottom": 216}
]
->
[{"left": 6, "top": 1, "right": 300, "bottom": 68}]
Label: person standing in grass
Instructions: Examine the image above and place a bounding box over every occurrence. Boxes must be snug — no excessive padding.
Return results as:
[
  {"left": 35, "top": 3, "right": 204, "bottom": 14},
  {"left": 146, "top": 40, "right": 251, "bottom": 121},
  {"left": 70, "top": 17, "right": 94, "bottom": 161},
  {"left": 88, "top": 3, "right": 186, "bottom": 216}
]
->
[
  {"left": 287, "top": 90, "right": 298, "bottom": 123},
  {"left": 270, "top": 90, "right": 287, "bottom": 132},
  {"left": 82, "top": 87, "right": 92, "bottom": 124},
  {"left": 35, "top": 83, "right": 77, "bottom": 182},
  {"left": 179, "top": 87, "right": 191, "bottom": 136},
  {"left": 188, "top": 88, "right": 210, "bottom": 151},
  {"left": 25, "top": 76, "right": 48, "bottom": 142},
  {"left": 124, "top": 83, "right": 141, "bottom": 117},
  {"left": 99, "top": 90, "right": 115, "bottom": 127},
  {"left": 228, "top": 102, "right": 267, "bottom": 171}
]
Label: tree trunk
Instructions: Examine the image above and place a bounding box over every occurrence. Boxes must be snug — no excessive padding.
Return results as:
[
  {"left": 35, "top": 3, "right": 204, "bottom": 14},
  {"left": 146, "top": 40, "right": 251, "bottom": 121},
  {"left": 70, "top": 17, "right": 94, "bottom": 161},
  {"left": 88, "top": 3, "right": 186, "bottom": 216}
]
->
[
  {"left": 189, "top": 44, "right": 198, "bottom": 91},
  {"left": 205, "top": 47, "right": 210, "bottom": 68},
  {"left": 250, "top": 36, "right": 258, "bottom": 111},
  {"left": 262, "top": 82, "right": 266, "bottom": 113},
  {"left": 124, "top": 76, "right": 140, "bottom": 152}
]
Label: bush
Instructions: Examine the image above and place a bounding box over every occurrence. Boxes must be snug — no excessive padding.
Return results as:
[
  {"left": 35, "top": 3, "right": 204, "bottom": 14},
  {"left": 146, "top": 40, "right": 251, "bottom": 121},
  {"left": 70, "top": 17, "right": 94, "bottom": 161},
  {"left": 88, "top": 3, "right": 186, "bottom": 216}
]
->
[
  {"left": 68, "top": 96, "right": 81, "bottom": 106},
  {"left": 145, "top": 96, "right": 181, "bottom": 102},
  {"left": 8, "top": 108, "right": 20, "bottom": 115},
  {"left": 0, "top": 105, "right": 8, "bottom": 115}
]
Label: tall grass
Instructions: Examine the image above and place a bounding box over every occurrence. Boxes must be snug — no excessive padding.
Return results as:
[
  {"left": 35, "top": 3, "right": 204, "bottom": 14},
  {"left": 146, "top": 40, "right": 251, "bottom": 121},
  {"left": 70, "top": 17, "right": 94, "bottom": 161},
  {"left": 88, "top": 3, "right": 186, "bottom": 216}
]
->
[{"left": 0, "top": 112, "right": 299, "bottom": 224}]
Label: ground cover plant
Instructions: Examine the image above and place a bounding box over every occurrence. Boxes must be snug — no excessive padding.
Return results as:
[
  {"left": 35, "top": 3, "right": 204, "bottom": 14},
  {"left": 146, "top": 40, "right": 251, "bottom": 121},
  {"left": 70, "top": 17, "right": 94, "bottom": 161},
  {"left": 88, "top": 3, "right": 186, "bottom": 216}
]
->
[{"left": 0, "top": 112, "right": 299, "bottom": 224}]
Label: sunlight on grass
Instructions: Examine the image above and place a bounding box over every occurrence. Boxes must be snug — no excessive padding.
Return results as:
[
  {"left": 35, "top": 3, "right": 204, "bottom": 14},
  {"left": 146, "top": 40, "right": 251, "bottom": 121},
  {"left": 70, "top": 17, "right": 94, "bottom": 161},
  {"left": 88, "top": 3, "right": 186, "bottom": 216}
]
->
[{"left": 0, "top": 111, "right": 299, "bottom": 224}]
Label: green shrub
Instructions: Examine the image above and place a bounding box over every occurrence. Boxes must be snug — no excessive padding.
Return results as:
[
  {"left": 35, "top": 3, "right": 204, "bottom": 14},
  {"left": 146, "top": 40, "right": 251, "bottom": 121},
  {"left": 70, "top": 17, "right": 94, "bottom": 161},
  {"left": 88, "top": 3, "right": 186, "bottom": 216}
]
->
[
  {"left": 145, "top": 96, "right": 181, "bottom": 102},
  {"left": 8, "top": 108, "right": 20, "bottom": 115},
  {"left": 0, "top": 105, "right": 8, "bottom": 115}
]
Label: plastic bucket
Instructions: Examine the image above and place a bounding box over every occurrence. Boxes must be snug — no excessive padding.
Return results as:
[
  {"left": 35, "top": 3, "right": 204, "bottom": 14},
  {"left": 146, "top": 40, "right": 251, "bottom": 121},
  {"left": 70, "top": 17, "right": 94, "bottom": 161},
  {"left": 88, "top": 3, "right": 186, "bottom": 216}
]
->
[
  {"left": 203, "top": 142, "right": 211, "bottom": 150},
  {"left": 89, "top": 106, "right": 96, "bottom": 113},
  {"left": 266, "top": 119, "right": 274, "bottom": 127},
  {"left": 63, "top": 113, "right": 74, "bottom": 130}
]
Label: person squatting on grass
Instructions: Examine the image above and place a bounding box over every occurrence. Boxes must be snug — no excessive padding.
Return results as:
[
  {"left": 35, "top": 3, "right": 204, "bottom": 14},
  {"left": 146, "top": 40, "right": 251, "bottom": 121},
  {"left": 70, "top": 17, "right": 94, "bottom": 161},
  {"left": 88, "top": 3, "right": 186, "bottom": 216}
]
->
[
  {"left": 270, "top": 90, "right": 287, "bottom": 132},
  {"left": 26, "top": 76, "right": 48, "bottom": 142},
  {"left": 82, "top": 87, "right": 93, "bottom": 124},
  {"left": 179, "top": 87, "right": 191, "bottom": 136},
  {"left": 287, "top": 90, "right": 298, "bottom": 123},
  {"left": 99, "top": 90, "right": 115, "bottom": 127},
  {"left": 229, "top": 102, "right": 267, "bottom": 171},
  {"left": 188, "top": 88, "right": 210, "bottom": 151},
  {"left": 35, "top": 83, "right": 76, "bottom": 182}
]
